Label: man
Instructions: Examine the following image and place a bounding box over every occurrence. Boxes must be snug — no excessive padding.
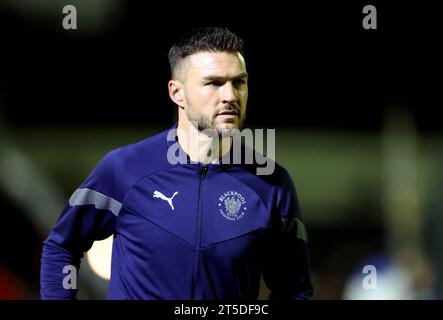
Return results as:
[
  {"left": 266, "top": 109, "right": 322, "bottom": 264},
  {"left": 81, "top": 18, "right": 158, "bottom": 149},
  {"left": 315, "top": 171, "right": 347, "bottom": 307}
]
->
[{"left": 40, "top": 27, "right": 313, "bottom": 300}]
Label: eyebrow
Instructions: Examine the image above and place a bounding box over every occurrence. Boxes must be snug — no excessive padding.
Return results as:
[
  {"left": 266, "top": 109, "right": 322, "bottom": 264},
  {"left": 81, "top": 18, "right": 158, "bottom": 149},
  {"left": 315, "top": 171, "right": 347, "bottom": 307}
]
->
[{"left": 202, "top": 73, "right": 249, "bottom": 82}]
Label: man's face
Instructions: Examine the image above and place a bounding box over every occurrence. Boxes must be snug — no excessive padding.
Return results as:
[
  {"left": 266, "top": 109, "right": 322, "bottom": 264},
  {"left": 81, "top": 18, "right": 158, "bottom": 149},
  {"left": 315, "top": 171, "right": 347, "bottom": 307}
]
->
[{"left": 180, "top": 51, "right": 248, "bottom": 136}]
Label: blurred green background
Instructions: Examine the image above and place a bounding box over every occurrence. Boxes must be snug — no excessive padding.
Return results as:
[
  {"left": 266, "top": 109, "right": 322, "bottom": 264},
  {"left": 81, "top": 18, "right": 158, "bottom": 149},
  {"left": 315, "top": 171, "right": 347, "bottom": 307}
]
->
[{"left": 2, "top": 121, "right": 442, "bottom": 299}]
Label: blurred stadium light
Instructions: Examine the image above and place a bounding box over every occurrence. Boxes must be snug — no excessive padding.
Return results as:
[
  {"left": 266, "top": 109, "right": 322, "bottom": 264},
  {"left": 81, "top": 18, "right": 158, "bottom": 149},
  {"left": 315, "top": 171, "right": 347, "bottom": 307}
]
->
[{"left": 87, "top": 236, "right": 113, "bottom": 281}]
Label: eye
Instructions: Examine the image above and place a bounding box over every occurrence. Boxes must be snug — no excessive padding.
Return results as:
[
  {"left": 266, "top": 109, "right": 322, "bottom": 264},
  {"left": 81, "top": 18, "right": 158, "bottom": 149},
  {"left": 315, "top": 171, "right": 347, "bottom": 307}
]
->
[
  {"left": 233, "top": 79, "right": 246, "bottom": 87},
  {"left": 206, "top": 81, "right": 223, "bottom": 87}
]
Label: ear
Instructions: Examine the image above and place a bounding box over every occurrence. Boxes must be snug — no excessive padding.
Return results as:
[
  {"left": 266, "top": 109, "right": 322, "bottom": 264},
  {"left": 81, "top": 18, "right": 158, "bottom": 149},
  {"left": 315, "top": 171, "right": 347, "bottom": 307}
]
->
[{"left": 168, "top": 80, "right": 185, "bottom": 109}]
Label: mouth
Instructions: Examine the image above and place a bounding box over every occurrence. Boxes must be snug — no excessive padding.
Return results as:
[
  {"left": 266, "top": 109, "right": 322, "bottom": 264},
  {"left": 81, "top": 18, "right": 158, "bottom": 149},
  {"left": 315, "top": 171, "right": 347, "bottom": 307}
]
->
[{"left": 216, "top": 110, "right": 239, "bottom": 118}]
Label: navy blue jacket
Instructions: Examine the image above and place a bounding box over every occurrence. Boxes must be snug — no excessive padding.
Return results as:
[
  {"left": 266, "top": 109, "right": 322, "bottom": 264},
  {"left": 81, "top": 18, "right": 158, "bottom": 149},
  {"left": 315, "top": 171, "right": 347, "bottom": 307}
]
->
[{"left": 40, "top": 127, "right": 313, "bottom": 299}]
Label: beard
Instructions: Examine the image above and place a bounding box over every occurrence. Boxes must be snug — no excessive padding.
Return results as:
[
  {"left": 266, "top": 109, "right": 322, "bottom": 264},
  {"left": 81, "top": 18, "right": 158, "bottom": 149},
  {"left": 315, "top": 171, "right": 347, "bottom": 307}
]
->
[{"left": 186, "top": 103, "right": 246, "bottom": 137}]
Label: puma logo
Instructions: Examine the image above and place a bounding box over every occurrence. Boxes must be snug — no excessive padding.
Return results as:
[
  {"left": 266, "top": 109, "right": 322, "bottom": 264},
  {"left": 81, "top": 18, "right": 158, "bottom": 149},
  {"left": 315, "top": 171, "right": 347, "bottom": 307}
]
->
[{"left": 153, "top": 191, "right": 179, "bottom": 210}]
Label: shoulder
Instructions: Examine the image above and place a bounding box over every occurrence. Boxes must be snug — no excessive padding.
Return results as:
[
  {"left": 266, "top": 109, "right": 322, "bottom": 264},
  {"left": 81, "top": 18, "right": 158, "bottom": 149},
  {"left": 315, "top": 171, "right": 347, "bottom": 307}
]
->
[
  {"left": 242, "top": 148, "right": 301, "bottom": 218},
  {"left": 81, "top": 128, "right": 174, "bottom": 199},
  {"left": 106, "top": 128, "right": 171, "bottom": 167},
  {"left": 229, "top": 144, "right": 298, "bottom": 213},
  {"left": 241, "top": 144, "right": 295, "bottom": 191}
]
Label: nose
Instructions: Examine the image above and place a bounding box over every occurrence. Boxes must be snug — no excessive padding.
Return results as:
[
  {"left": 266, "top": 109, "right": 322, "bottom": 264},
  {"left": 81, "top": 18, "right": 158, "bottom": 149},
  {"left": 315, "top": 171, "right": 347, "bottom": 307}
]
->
[{"left": 220, "top": 82, "right": 238, "bottom": 104}]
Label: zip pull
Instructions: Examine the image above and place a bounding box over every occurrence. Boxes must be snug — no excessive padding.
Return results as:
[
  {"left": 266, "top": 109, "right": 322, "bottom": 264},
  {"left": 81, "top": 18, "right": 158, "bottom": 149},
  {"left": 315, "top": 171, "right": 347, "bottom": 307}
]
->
[{"left": 200, "top": 165, "right": 208, "bottom": 179}]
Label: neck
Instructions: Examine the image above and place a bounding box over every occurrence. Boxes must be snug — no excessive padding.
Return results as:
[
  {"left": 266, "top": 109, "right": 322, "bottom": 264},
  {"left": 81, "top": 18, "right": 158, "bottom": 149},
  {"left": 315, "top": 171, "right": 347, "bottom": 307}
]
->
[{"left": 177, "top": 118, "right": 232, "bottom": 164}]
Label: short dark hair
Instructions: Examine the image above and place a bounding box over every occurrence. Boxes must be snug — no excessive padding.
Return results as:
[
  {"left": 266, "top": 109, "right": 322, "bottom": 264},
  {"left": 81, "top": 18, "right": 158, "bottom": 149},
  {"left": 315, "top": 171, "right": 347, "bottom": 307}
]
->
[{"left": 168, "top": 27, "right": 245, "bottom": 79}]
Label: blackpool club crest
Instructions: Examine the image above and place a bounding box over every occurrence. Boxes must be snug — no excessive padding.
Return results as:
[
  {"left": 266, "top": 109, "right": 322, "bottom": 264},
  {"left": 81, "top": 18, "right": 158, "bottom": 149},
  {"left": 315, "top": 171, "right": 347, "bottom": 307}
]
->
[{"left": 218, "top": 191, "right": 247, "bottom": 221}]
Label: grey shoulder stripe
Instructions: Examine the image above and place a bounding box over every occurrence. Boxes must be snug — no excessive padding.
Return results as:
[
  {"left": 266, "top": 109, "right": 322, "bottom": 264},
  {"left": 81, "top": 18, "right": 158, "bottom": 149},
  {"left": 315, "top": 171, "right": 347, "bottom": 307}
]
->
[
  {"left": 69, "top": 188, "right": 122, "bottom": 216},
  {"left": 295, "top": 218, "right": 308, "bottom": 242},
  {"left": 282, "top": 217, "right": 308, "bottom": 242}
]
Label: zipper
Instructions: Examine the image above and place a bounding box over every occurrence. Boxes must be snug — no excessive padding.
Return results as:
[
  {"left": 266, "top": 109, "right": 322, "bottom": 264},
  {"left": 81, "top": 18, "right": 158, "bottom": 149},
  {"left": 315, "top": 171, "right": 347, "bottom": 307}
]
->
[
  {"left": 192, "top": 165, "right": 208, "bottom": 298},
  {"left": 200, "top": 165, "right": 208, "bottom": 178}
]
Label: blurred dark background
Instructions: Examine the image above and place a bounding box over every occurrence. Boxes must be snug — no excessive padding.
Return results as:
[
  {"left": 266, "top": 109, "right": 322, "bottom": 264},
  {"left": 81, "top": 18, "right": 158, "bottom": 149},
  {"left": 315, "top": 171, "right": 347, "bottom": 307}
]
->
[
  {"left": 0, "top": 0, "right": 442, "bottom": 299},
  {"left": 1, "top": 1, "right": 441, "bottom": 131}
]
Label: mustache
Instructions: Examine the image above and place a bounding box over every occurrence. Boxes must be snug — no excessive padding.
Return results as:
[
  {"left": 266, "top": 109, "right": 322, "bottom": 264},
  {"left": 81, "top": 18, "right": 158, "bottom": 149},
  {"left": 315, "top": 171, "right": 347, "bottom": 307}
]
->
[{"left": 214, "top": 104, "right": 241, "bottom": 116}]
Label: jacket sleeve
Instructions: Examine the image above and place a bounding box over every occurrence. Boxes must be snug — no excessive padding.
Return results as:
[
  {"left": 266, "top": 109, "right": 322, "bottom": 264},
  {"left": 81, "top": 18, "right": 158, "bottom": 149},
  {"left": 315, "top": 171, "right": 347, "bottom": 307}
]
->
[
  {"left": 40, "top": 152, "right": 119, "bottom": 299},
  {"left": 262, "top": 168, "right": 314, "bottom": 300}
]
